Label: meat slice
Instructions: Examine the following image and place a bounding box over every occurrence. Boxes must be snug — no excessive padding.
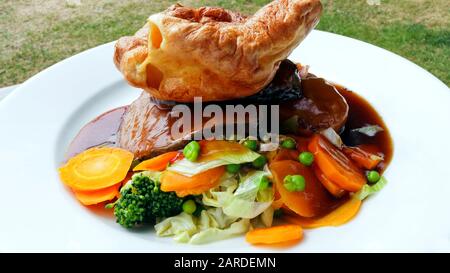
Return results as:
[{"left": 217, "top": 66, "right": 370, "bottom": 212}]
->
[
  {"left": 280, "top": 76, "right": 349, "bottom": 135},
  {"left": 118, "top": 71, "right": 348, "bottom": 159},
  {"left": 117, "top": 93, "right": 255, "bottom": 159},
  {"left": 117, "top": 92, "right": 190, "bottom": 159}
]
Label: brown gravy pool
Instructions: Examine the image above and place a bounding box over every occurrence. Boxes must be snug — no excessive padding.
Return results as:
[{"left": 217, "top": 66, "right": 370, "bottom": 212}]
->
[
  {"left": 336, "top": 86, "right": 393, "bottom": 173},
  {"left": 64, "top": 80, "right": 394, "bottom": 173},
  {"left": 64, "top": 106, "right": 127, "bottom": 162}
]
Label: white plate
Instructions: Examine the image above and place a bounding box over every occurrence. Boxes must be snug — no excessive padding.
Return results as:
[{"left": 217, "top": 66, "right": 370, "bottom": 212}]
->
[{"left": 0, "top": 30, "right": 449, "bottom": 252}]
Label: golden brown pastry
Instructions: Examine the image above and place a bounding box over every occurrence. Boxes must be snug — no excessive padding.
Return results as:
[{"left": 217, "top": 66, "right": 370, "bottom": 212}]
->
[{"left": 114, "top": 0, "right": 322, "bottom": 102}]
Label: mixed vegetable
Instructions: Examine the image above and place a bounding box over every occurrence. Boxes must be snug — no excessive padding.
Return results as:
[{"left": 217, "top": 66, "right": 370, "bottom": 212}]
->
[{"left": 59, "top": 127, "right": 388, "bottom": 246}]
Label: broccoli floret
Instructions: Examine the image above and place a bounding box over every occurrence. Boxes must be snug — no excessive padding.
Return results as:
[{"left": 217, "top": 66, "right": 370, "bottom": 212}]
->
[{"left": 111, "top": 174, "right": 184, "bottom": 228}]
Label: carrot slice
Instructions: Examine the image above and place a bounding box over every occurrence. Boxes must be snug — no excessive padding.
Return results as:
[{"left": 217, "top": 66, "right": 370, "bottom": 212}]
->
[
  {"left": 133, "top": 151, "right": 180, "bottom": 171},
  {"left": 284, "top": 197, "right": 362, "bottom": 229},
  {"left": 198, "top": 140, "right": 251, "bottom": 162},
  {"left": 343, "top": 145, "right": 384, "bottom": 170},
  {"left": 271, "top": 148, "right": 299, "bottom": 162},
  {"left": 160, "top": 166, "right": 225, "bottom": 193},
  {"left": 313, "top": 165, "right": 346, "bottom": 198},
  {"left": 174, "top": 178, "right": 223, "bottom": 197},
  {"left": 246, "top": 225, "right": 303, "bottom": 245},
  {"left": 270, "top": 160, "right": 339, "bottom": 217},
  {"left": 59, "top": 147, "right": 134, "bottom": 191},
  {"left": 308, "top": 135, "right": 366, "bottom": 192},
  {"left": 73, "top": 183, "right": 121, "bottom": 206}
]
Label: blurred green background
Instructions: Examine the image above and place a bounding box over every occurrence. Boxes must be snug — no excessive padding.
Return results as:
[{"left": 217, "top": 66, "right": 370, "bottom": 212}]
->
[{"left": 0, "top": 0, "right": 449, "bottom": 87}]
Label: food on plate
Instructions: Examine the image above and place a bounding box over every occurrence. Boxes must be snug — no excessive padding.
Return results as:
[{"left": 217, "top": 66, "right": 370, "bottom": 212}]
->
[
  {"left": 59, "top": 147, "right": 133, "bottom": 191},
  {"left": 59, "top": 0, "right": 393, "bottom": 246},
  {"left": 246, "top": 225, "right": 303, "bottom": 245},
  {"left": 117, "top": 60, "right": 300, "bottom": 160},
  {"left": 114, "top": 0, "right": 322, "bottom": 102},
  {"left": 280, "top": 77, "right": 349, "bottom": 135}
]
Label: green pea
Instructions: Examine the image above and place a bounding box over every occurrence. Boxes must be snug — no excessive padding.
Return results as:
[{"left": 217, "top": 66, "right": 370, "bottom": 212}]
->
[
  {"left": 252, "top": 155, "right": 267, "bottom": 169},
  {"left": 281, "top": 138, "right": 296, "bottom": 149},
  {"left": 366, "top": 170, "right": 381, "bottom": 183},
  {"left": 182, "top": 200, "right": 197, "bottom": 215},
  {"left": 243, "top": 139, "right": 258, "bottom": 151},
  {"left": 283, "top": 175, "right": 306, "bottom": 192},
  {"left": 259, "top": 176, "right": 271, "bottom": 190},
  {"left": 183, "top": 141, "right": 200, "bottom": 162},
  {"left": 299, "top": 152, "right": 314, "bottom": 166},
  {"left": 226, "top": 164, "right": 241, "bottom": 174}
]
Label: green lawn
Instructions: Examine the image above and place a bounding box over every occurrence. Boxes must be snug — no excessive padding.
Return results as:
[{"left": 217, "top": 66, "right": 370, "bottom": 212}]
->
[{"left": 0, "top": 0, "right": 449, "bottom": 87}]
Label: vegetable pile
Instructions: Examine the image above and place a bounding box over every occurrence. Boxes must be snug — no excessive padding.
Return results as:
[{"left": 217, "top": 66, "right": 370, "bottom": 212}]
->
[
  {"left": 59, "top": 127, "right": 388, "bottom": 246},
  {"left": 59, "top": 147, "right": 133, "bottom": 205},
  {"left": 110, "top": 173, "right": 184, "bottom": 228}
]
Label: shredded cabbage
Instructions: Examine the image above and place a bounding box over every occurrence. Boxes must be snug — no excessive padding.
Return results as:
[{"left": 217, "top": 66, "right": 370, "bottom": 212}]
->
[
  {"left": 154, "top": 209, "right": 249, "bottom": 244},
  {"left": 259, "top": 142, "right": 279, "bottom": 152},
  {"left": 223, "top": 198, "right": 272, "bottom": 219},
  {"left": 202, "top": 173, "right": 239, "bottom": 207},
  {"left": 203, "top": 170, "right": 273, "bottom": 219},
  {"left": 321, "top": 127, "right": 343, "bottom": 148},
  {"left": 352, "top": 125, "right": 384, "bottom": 137},
  {"left": 167, "top": 149, "right": 260, "bottom": 176},
  {"left": 155, "top": 168, "right": 275, "bottom": 244},
  {"left": 260, "top": 206, "right": 274, "bottom": 227},
  {"left": 355, "top": 176, "right": 388, "bottom": 200},
  {"left": 155, "top": 212, "right": 197, "bottom": 238}
]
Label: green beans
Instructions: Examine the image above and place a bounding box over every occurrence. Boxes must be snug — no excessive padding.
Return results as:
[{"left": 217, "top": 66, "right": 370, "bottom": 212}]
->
[
  {"left": 182, "top": 200, "right": 197, "bottom": 214},
  {"left": 243, "top": 139, "right": 258, "bottom": 151},
  {"left": 299, "top": 152, "right": 314, "bottom": 166},
  {"left": 281, "top": 138, "right": 296, "bottom": 149},
  {"left": 366, "top": 170, "right": 381, "bottom": 183},
  {"left": 226, "top": 164, "right": 241, "bottom": 174},
  {"left": 283, "top": 175, "right": 306, "bottom": 192},
  {"left": 252, "top": 155, "right": 267, "bottom": 169},
  {"left": 183, "top": 141, "right": 200, "bottom": 162}
]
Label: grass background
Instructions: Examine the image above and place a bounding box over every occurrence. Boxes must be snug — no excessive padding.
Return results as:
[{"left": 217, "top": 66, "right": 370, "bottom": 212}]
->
[{"left": 0, "top": 0, "right": 449, "bottom": 87}]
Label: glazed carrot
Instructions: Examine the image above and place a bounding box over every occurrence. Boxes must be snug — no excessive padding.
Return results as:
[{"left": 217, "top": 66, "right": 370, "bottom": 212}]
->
[
  {"left": 271, "top": 148, "right": 299, "bottom": 162},
  {"left": 246, "top": 225, "right": 303, "bottom": 245},
  {"left": 270, "top": 160, "right": 338, "bottom": 217},
  {"left": 271, "top": 183, "right": 284, "bottom": 209},
  {"left": 133, "top": 151, "right": 180, "bottom": 171},
  {"left": 284, "top": 197, "right": 362, "bottom": 229},
  {"left": 343, "top": 145, "right": 384, "bottom": 170},
  {"left": 291, "top": 136, "right": 311, "bottom": 152},
  {"left": 269, "top": 137, "right": 310, "bottom": 163},
  {"left": 198, "top": 140, "right": 252, "bottom": 162},
  {"left": 59, "top": 147, "right": 134, "bottom": 191},
  {"left": 174, "top": 178, "right": 223, "bottom": 197},
  {"left": 313, "top": 166, "right": 346, "bottom": 198},
  {"left": 160, "top": 166, "right": 225, "bottom": 193},
  {"left": 308, "top": 135, "right": 366, "bottom": 192},
  {"left": 73, "top": 183, "right": 121, "bottom": 206}
]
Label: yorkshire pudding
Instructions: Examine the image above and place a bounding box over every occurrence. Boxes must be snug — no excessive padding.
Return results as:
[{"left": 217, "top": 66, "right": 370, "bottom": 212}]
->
[{"left": 114, "top": 0, "right": 322, "bottom": 102}]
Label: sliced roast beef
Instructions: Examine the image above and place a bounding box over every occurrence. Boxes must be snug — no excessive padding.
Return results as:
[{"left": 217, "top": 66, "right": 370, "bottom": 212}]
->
[
  {"left": 117, "top": 92, "right": 189, "bottom": 159},
  {"left": 280, "top": 76, "right": 349, "bottom": 135},
  {"left": 118, "top": 63, "right": 348, "bottom": 159},
  {"left": 117, "top": 92, "right": 257, "bottom": 159}
]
